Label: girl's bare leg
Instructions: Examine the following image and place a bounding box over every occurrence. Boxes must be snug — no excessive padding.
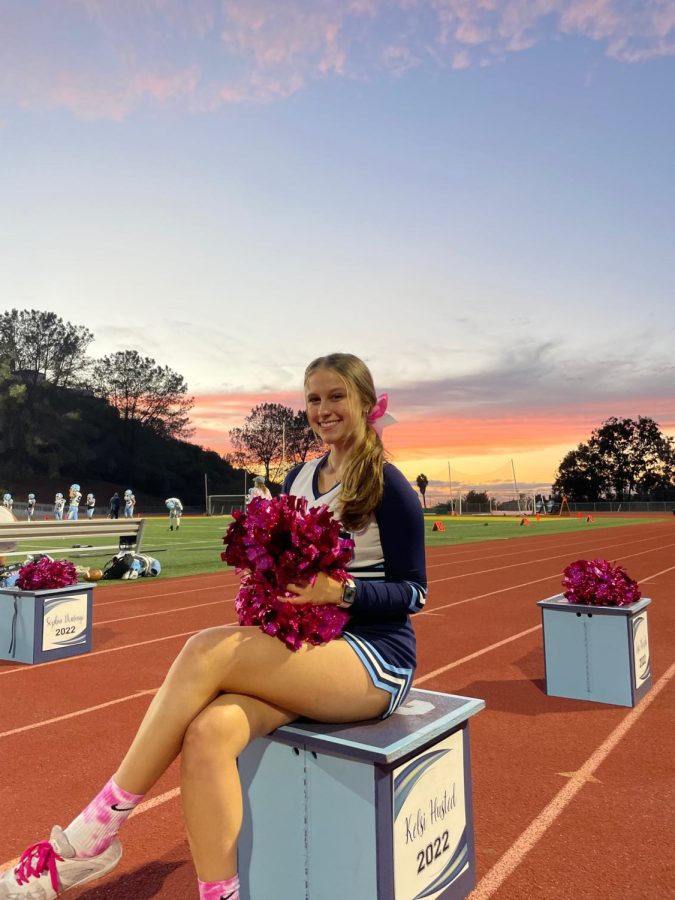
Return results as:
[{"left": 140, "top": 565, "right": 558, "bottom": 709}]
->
[
  {"left": 115, "top": 625, "right": 388, "bottom": 795},
  {"left": 180, "top": 693, "right": 296, "bottom": 880}
]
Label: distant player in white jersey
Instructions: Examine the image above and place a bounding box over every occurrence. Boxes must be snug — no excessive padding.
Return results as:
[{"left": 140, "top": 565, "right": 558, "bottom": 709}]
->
[
  {"left": 123, "top": 490, "right": 136, "bottom": 518},
  {"left": 27, "top": 493, "right": 36, "bottom": 521},
  {"left": 2, "top": 493, "right": 13, "bottom": 511},
  {"left": 54, "top": 492, "right": 65, "bottom": 520},
  {"left": 86, "top": 493, "right": 96, "bottom": 519},
  {"left": 165, "top": 497, "right": 183, "bottom": 531},
  {"left": 68, "top": 484, "right": 82, "bottom": 521}
]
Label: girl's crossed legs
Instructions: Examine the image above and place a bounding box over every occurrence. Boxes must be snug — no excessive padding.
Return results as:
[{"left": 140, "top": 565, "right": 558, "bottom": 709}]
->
[
  {"left": 0, "top": 625, "right": 389, "bottom": 898},
  {"left": 120, "top": 624, "right": 389, "bottom": 878}
]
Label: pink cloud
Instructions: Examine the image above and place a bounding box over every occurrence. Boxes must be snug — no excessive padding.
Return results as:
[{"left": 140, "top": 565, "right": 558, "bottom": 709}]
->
[
  {"left": 189, "top": 388, "right": 675, "bottom": 464},
  {"left": 2, "top": 1, "right": 672, "bottom": 119}
]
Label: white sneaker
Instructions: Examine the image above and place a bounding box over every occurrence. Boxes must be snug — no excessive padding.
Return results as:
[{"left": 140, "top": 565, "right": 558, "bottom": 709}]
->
[{"left": 0, "top": 826, "right": 122, "bottom": 898}]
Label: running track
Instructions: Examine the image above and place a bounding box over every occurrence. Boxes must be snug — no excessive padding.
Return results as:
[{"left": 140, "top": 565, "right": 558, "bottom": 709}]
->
[{"left": 0, "top": 520, "right": 673, "bottom": 899}]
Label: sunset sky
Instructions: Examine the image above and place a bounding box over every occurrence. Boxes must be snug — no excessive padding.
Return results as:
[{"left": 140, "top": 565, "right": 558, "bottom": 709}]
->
[{"left": 2, "top": 1, "right": 674, "bottom": 495}]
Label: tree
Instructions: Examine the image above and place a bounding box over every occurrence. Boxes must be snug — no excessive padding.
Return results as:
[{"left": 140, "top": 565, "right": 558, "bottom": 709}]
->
[
  {"left": 287, "top": 410, "right": 320, "bottom": 465},
  {"left": 228, "top": 404, "right": 317, "bottom": 485},
  {"left": 552, "top": 417, "right": 675, "bottom": 501},
  {"left": 464, "top": 490, "right": 490, "bottom": 511},
  {"left": 552, "top": 444, "right": 606, "bottom": 502},
  {"left": 0, "top": 309, "right": 93, "bottom": 388},
  {"left": 416, "top": 473, "right": 429, "bottom": 508},
  {"left": 90, "top": 350, "right": 194, "bottom": 439}
]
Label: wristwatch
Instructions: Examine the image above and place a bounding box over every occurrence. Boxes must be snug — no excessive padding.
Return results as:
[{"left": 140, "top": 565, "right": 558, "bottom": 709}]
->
[{"left": 338, "top": 578, "right": 357, "bottom": 609}]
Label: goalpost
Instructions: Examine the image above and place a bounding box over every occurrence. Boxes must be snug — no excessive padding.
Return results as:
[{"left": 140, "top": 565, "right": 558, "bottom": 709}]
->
[
  {"left": 207, "top": 494, "right": 247, "bottom": 516},
  {"left": 557, "top": 496, "right": 571, "bottom": 517},
  {"left": 437, "top": 459, "right": 539, "bottom": 516}
]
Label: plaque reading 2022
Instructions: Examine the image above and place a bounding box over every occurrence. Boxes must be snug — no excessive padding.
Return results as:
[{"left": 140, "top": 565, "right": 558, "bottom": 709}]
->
[
  {"left": 393, "top": 730, "right": 468, "bottom": 900},
  {"left": 42, "top": 593, "right": 89, "bottom": 652}
]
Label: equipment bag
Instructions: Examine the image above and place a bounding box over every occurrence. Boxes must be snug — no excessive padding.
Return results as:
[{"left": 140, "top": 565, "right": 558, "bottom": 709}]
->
[
  {"left": 102, "top": 552, "right": 161, "bottom": 580},
  {"left": 102, "top": 553, "right": 136, "bottom": 580}
]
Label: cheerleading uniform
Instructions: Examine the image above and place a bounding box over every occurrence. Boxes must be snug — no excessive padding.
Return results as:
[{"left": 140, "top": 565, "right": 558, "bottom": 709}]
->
[{"left": 283, "top": 456, "right": 427, "bottom": 717}]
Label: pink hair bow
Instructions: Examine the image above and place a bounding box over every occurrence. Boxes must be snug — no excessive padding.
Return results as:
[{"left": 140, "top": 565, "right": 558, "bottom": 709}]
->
[{"left": 367, "top": 393, "right": 396, "bottom": 437}]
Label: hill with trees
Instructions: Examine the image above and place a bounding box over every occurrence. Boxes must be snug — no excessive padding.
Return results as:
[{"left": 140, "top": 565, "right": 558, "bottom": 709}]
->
[{"left": 0, "top": 309, "right": 241, "bottom": 505}]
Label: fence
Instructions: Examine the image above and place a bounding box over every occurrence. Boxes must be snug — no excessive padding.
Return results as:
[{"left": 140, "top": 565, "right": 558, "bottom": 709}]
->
[{"left": 566, "top": 501, "right": 675, "bottom": 513}]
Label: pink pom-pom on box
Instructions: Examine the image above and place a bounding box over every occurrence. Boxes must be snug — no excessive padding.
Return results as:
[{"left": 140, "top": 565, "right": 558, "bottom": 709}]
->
[{"left": 561, "top": 558, "right": 641, "bottom": 607}]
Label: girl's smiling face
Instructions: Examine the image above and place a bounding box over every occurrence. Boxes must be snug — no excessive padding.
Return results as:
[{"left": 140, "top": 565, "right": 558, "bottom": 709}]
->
[{"left": 305, "top": 367, "right": 365, "bottom": 449}]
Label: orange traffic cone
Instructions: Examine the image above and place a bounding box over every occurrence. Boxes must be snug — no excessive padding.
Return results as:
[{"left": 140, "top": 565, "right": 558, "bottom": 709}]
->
[{"left": 586, "top": 515, "right": 594, "bottom": 523}]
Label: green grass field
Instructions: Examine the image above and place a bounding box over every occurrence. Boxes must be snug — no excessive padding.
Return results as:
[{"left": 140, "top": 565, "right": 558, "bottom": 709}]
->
[
  {"left": 9, "top": 513, "right": 661, "bottom": 585},
  {"left": 422, "top": 514, "right": 658, "bottom": 546}
]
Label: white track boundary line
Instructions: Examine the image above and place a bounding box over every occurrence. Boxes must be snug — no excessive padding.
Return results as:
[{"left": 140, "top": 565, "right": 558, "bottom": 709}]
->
[
  {"left": 95, "top": 581, "right": 239, "bottom": 608},
  {"left": 425, "top": 541, "right": 675, "bottom": 614},
  {"left": 426, "top": 529, "right": 664, "bottom": 570},
  {"left": 4, "top": 655, "right": 671, "bottom": 875},
  {"left": 3, "top": 542, "right": 674, "bottom": 677},
  {"left": 414, "top": 626, "right": 542, "bottom": 684},
  {"left": 0, "top": 690, "right": 157, "bottom": 739},
  {"left": 427, "top": 575, "right": 559, "bottom": 614},
  {"left": 468, "top": 660, "right": 675, "bottom": 900},
  {"left": 129, "top": 787, "right": 181, "bottom": 819},
  {"left": 430, "top": 541, "right": 675, "bottom": 585},
  {"left": 1, "top": 562, "right": 672, "bottom": 872},
  {"left": 95, "top": 596, "right": 235, "bottom": 626},
  {"left": 0, "top": 788, "right": 184, "bottom": 873},
  {"left": 0, "top": 629, "right": 206, "bottom": 677},
  {"left": 427, "top": 523, "right": 669, "bottom": 563},
  {"left": 0, "top": 626, "right": 541, "bottom": 738},
  {"left": 640, "top": 564, "right": 675, "bottom": 583},
  {"left": 79, "top": 538, "right": 675, "bottom": 627}
]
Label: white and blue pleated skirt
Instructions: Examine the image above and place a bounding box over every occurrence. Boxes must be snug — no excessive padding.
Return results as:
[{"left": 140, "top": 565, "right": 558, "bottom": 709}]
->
[{"left": 341, "top": 617, "right": 416, "bottom": 718}]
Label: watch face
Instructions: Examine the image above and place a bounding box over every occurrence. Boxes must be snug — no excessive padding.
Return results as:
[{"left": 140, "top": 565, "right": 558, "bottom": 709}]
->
[{"left": 342, "top": 583, "right": 357, "bottom": 605}]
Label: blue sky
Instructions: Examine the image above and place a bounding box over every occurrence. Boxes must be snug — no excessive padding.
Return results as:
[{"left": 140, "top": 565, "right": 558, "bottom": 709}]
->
[{"left": 1, "top": 1, "right": 674, "bottom": 489}]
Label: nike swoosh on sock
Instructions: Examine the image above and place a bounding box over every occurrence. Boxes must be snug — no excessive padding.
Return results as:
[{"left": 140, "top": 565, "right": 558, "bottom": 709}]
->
[{"left": 110, "top": 804, "right": 136, "bottom": 811}]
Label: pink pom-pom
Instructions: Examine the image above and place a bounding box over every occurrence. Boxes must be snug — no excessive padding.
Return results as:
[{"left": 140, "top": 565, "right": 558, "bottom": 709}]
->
[
  {"left": 16, "top": 558, "right": 78, "bottom": 591},
  {"left": 562, "top": 559, "right": 641, "bottom": 607},
  {"left": 223, "top": 495, "right": 353, "bottom": 651}
]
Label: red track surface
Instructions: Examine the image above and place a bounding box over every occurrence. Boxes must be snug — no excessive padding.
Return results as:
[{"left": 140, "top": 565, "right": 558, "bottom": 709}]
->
[{"left": 1, "top": 520, "right": 673, "bottom": 899}]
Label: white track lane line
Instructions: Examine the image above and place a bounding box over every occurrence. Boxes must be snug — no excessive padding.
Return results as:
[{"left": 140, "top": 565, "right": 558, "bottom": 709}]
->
[
  {"left": 426, "top": 575, "right": 559, "bottom": 613},
  {"left": 95, "top": 581, "right": 239, "bottom": 608},
  {"left": 95, "top": 596, "right": 235, "bottom": 626},
  {"left": 1, "top": 564, "right": 673, "bottom": 874},
  {"left": 129, "top": 787, "right": 181, "bottom": 819},
  {"left": 468, "top": 660, "right": 675, "bottom": 900},
  {"left": 640, "top": 563, "right": 675, "bottom": 583},
  {"left": 414, "top": 626, "right": 542, "bottom": 684},
  {"left": 430, "top": 541, "right": 675, "bottom": 585},
  {"left": 0, "top": 628, "right": 208, "bottom": 677},
  {"left": 81, "top": 536, "right": 675, "bottom": 627},
  {"left": 426, "top": 528, "right": 666, "bottom": 569},
  {"left": 0, "top": 690, "right": 157, "bottom": 739},
  {"left": 3, "top": 541, "right": 673, "bottom": 676}
]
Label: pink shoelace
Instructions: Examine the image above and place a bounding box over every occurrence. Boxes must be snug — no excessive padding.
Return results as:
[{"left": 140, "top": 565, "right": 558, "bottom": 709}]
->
[{"left": 15, "top": 841, "right": 63, "bottom": 892}]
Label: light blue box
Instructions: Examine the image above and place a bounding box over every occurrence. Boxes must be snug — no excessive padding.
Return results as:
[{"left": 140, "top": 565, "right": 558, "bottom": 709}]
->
[
  {"left": 0, "top": 584, "right": 94, "bottom": 665},
  {"left": 538, "top": 594, "right": 652, "bottom": 707},
  {"left": 238, "top": 688, "right": 484, "bottom": 900}
]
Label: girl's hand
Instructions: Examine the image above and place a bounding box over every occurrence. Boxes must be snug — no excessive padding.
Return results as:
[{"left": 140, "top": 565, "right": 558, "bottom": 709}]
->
[{"left": 282, "top": 572, "right": 343, "bottom": 606}]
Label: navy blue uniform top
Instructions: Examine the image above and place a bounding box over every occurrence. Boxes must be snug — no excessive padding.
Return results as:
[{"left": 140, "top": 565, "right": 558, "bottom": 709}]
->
[{"left": 283, "top": 456, "right": 427, "bottom": 630}]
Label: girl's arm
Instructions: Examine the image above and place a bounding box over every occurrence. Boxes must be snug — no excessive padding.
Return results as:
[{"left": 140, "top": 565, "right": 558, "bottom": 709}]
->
[{"left": 347, "top": 464, "right": 427, "bottom": 619}]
